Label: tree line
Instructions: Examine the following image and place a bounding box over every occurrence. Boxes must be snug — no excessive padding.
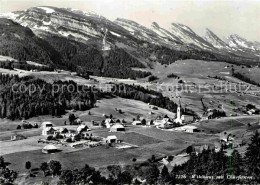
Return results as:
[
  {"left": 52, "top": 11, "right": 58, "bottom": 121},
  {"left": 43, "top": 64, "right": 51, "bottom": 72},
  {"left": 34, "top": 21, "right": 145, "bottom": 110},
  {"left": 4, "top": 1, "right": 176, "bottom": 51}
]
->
[{"left": 232, "top": 69, "right": 260, "bottom": 87}]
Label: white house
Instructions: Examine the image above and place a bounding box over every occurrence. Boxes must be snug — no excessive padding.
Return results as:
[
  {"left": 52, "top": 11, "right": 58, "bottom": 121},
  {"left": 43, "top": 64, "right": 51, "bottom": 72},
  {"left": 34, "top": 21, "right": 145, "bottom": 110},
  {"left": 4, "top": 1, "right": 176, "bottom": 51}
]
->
[
  {"left": 106, "top": 135, "right": 117, "bottom": 143},
  {"left": 132, "top": 120, "right": 142, "bottom": 125},
  {"left": 41, "top": 121, "right": 54, "bottom": 128}
]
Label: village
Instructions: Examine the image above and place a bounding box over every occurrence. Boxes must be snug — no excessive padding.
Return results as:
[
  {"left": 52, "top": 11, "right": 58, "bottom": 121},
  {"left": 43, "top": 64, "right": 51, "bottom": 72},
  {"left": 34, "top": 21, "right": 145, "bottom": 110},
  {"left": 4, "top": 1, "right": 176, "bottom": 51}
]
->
[{"left": 8, "top": 97, "right": 252, "bottom": 159}]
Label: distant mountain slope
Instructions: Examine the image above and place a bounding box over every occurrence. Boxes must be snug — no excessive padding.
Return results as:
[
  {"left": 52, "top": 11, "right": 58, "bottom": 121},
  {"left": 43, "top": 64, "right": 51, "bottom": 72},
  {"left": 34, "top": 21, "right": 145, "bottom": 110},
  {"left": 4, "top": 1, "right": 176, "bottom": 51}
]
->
[
  {"left": 226, "top": 34, "right": 260, "bottom": 57},
  {"left": 3, "top": 6, "right": 136, "bottom": 45},
  {"left": 168, "top": 23, "right": 214, "bottom": 51},
  {"left": 0, "top": 17, "right": 151, "bottom": 79},
  {"left": 204, "top": 28, "right": 230, "bottom": 49},
  {"left": 0, "top": 6, "right": 259, "bottom": 67},
  {"left": 0, "top": 18, "right": 60, "bottom": 66}
]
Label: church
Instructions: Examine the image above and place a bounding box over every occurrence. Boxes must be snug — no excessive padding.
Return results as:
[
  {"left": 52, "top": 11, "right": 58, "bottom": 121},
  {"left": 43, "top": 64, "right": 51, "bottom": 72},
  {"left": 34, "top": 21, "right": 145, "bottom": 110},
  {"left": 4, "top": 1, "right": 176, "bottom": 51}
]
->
[
  {"left": 174, "top": 99, "right": 183, "bottom": 124},
  {"left": 174, "top": 99, "right": 194, "bottom": 124}
]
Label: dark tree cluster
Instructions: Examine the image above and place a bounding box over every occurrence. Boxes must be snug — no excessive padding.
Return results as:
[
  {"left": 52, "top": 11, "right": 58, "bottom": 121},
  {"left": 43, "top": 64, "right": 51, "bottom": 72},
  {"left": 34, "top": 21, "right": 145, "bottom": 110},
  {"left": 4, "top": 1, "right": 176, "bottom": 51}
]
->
[
  {"left": 0, "top": 60, "right": 53, "bottom": 71},
  {"left": 208, "top": 109, "right": 226, "bottom": 119},
  {"left": 167, "top": 73, "right": 180, "bottom": 79},
  {"left": 232, "top": 70, "right": 260, "bottom": 87},
  {"left": 0, "top": 156, "right": 17, "bottom": 184},
  {"left": 148, "top": 75, "right": 159, "bottom": 82},
  {"left": 45, "top": 36, "right": 151, "bottom": 79},
  {"left": 133, "top": 41, "right": 218, "bottom": 65},
  {"left": 172, "top": 131, "right": 260, "bottom": 184},
  {"left": 0, "top": 74, "right": 103, "bottom": 120},
  {"left": 0, "top": 18, "right": 60, "bottom": 67},
  {"left": 100, "top": 48, "right": 151, "bottom": 79}
]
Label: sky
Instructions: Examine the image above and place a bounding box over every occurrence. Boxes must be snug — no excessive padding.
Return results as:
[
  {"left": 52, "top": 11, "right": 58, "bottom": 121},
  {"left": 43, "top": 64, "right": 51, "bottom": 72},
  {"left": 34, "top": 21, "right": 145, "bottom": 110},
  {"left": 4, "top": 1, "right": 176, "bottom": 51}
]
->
[{"left": 1, "top": 0, "right": 260, "bottom": 42}]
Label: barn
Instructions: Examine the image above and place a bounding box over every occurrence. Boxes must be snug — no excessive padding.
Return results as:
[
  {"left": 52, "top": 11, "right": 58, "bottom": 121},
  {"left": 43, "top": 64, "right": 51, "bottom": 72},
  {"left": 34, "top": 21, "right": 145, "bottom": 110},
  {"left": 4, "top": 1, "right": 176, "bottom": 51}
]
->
[{"left": 110, "top": 124, "right": 125, "bottom": 132}]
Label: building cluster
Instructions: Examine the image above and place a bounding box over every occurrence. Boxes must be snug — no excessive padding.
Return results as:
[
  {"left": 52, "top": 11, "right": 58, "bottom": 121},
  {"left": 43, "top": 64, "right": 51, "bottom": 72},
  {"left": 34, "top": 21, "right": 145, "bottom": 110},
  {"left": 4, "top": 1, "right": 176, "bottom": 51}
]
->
[
  {"left": 103, "top": 118, "right": 126, "bottom": 132},
  {"left": 152, "top": 100, "right": 194, "bottom": 129},
  {"left": 40, "top": 121, "right": 102, "bottom": 152}
]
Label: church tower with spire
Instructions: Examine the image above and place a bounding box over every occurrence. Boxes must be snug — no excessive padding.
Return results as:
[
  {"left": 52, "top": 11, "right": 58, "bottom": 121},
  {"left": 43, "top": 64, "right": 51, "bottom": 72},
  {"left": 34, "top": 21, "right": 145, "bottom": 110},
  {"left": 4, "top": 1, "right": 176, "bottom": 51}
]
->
[{"left": 174, "top": 98, "right": 183, "bottom": 124}]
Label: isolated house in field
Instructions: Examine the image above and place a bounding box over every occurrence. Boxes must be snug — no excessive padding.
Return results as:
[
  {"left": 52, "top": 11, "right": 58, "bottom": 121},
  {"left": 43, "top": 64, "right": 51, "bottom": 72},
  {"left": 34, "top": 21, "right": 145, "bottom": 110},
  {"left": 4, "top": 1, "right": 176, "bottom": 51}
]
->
[
  {"left": 106, "top": 135, "right": 117, "bottom": 143},
  {"left": 110, "top": 123, "right": 125, "bottom": 132},
  {"left": 42, "top": 145, "right": 59, "bottom": 154},
  {"left": 42, "top": 127, "right": 56, "bottom": 136},
  {"left": 41, "top": 121, "right": 54, "bottom": 128},
  {"left": 105, "top": 119, "right": 115, "bottom": 128},
  {"left": 132, "top": 120, "right": 142, "bottom": 125}
]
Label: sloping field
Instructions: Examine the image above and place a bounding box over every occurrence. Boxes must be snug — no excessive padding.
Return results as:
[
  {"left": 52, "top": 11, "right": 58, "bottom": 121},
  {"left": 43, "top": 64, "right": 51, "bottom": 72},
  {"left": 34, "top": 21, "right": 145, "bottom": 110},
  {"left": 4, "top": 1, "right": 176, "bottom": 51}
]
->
[{"left": 93, "top": 131, "right": 163, "bottom": 146}]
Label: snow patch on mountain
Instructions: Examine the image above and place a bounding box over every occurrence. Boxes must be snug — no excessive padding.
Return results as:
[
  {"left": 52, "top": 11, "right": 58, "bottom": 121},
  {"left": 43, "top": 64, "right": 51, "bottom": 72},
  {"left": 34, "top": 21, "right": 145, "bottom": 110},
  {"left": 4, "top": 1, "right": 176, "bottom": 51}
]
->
[{"left": 37, "top": 7, "right": 55, "bottom": 14}]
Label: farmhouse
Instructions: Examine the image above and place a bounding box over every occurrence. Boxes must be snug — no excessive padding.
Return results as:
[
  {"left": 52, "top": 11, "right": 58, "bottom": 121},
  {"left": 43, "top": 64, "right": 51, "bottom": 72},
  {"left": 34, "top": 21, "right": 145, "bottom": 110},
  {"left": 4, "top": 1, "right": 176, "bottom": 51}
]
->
[
  {"left": 42, "top": 127, "right": 56, "bottom": 135},
  {"left": 41, "top": 121, "right": 54, "bottom": 128},
  {"left": 42, "top": 145, "right": 59, "bottom": 154},
  {"left": 106, "top": 135, "right": 117, "bottom": 143},
  {"left": 110, "top": 123, "right": 125, "bottom": 132},
  {"left": 132, "top": 120, "right": 142, "bottom": 125}
]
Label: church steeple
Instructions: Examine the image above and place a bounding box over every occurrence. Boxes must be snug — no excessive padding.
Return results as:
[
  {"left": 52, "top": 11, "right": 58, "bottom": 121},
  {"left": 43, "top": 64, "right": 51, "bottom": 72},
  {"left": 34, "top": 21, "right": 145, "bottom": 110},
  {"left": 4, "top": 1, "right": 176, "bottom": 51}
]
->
[
  {"left": 178, "top": 98, "right": 181, "bottom": 108},
  {"left": 174, "top": 97, "right": 183, "bottom": 124}
]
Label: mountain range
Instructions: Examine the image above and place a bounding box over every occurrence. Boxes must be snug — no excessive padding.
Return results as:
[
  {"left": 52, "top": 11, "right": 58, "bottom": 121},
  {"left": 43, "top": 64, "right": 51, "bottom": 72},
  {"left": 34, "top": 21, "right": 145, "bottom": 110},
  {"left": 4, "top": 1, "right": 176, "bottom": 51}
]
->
[{"left": 0, "top": 6, "right": 259, "bottom": 78}]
